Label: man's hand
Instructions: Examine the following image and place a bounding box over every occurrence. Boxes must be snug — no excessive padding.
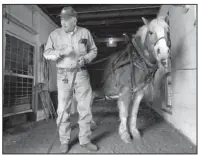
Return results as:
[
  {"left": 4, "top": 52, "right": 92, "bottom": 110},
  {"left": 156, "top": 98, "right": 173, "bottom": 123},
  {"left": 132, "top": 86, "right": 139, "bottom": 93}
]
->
[
  {"left": 59, "top": 46, "right": 74, "bottom": 56},
  {"left": 78, "top": 56, "right": 86, "bottom": 67}
]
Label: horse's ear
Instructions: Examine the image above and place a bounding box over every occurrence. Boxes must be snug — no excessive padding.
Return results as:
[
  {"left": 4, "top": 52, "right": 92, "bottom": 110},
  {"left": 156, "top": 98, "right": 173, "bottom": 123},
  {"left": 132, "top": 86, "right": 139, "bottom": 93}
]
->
[
  {"left": 158, "top": 16, "right": 169, "bottom": 24},
  {"left": 165, "top": 16, "right": 169, "bottom": 24},
  {"left": 142, "top": 17, "right": 149, "bottom": 26},
  {"left": 158, "top": 16, "right": 166, "bottom": 21},
  {"left": 161, "top": 11, "right": 170, "bottom": 24}
]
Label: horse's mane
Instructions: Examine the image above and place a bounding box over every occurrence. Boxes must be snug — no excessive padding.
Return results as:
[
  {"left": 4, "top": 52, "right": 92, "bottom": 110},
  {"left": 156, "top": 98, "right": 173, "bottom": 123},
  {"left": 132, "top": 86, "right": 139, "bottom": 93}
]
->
[
  {"left": 135, "top": 25, "right": 148, "bottom": 45},
  {"left": 135, "top": 16, "right": 169, "bottom": 45}
]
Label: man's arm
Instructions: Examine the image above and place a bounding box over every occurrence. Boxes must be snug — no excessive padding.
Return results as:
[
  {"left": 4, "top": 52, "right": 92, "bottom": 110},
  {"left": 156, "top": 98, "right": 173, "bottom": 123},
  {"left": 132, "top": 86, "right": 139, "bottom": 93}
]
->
[
  {"left": 43, "top": 33, "right": 74, "bottom": 61},
  {"left": 84, "top": 30, "right": 98, "bottom": 64},
  {"left": 43, "top": 33, "right": 61, "bottom": 61}
]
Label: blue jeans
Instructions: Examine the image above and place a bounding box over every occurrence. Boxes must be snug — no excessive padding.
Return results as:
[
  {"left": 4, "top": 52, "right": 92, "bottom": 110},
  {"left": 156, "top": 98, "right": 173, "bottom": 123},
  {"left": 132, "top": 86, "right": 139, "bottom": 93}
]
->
[{"left": 56, "top": 69, "right": 93, "bottom": 145}]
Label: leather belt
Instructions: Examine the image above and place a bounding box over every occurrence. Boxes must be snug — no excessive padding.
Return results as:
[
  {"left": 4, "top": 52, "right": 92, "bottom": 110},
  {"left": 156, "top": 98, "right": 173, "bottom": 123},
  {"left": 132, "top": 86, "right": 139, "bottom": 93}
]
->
[{"left": 57, "top": 67, "right": 87, "bottom": 72}]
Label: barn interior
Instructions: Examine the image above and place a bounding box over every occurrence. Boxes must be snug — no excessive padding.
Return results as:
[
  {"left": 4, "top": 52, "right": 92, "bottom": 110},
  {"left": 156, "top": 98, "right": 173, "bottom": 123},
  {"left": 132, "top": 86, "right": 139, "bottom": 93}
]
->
[
  {"left": 2, "top": 4, "right": 197, "bottom": 153},
  {"left": 37, "top": 4, "right": 161, "bottom": 90}
]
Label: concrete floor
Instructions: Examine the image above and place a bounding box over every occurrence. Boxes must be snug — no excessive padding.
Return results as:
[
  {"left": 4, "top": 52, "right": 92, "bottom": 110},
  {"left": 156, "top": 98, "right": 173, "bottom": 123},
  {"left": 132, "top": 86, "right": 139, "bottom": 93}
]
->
[{"left": 3, "top": 100, "right": 197, "bottom": 154}]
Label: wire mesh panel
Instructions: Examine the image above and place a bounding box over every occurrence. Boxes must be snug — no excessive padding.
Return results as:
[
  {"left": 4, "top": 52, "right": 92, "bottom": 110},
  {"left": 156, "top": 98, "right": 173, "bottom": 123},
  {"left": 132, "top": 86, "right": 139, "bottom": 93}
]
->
[
  {"left": 5, "top": 34, "right": 34, "bottom": 76},
  {"left": 4, "top": 76, "right": 33, "bottom": 107},
  {"left": 3, "top": 34, "right": 34, "bottom": 113}
]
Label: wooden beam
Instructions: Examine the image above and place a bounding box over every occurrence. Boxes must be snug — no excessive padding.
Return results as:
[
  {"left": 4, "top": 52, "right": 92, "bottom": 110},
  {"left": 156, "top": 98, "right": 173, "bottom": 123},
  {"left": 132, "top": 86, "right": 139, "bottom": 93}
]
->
[
  {"left": 50, "top": 7, "right": 159, "bottom": 18},
  {"left": 81, "top": 8, "right": 158, "bottom": 19},
  {"left": 88, "top": 23, "right": 142, "bottom": 30},
  {"left": 93, "top": 31, "right": 137, "bottom": 37},
  {"left": 75, "top": 4, "right": 160, "bottom": 13},
  {"left": 48, "top": 4, "right": 160, "bottom": 15},
  {"left": 78, "top": 19, "right": 141, "bottom": 26},
  {"left": 3, "top": 104, "right": 32, "bottom": 117},
  {"left": 77, "top": 5, "right": 160, "bottom": 14},
  {"left": 3, "top": 12, "right": 38, "bottom": 35},
  {"left": 40, "top": 4, "right": 71, "bottom": 9},
  {"left": 94, "top": 28, "right": 137, "bottom": 33},
  {"left": 78, "top": 16, "right": 155, "bottom": 26}
]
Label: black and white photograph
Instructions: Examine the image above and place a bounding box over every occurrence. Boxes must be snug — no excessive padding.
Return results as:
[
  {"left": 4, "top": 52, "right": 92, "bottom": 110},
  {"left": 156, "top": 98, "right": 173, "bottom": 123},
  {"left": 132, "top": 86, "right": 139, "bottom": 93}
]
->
[{"left": 1, "top": 3, "right": 197, "bottom": 154}]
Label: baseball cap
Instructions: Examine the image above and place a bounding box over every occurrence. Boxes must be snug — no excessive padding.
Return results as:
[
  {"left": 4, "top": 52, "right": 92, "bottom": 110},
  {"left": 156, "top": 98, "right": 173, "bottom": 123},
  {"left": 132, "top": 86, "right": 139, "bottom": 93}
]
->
[{"left": 58, "top": 6, "right": 78, "bottom": 20}]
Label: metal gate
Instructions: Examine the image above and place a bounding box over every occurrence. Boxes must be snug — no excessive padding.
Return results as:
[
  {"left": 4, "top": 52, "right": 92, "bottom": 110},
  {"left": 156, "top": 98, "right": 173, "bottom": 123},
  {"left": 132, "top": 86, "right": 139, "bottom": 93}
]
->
[{"left": 3, "top": 34, "right": 34, "bottom": 117}]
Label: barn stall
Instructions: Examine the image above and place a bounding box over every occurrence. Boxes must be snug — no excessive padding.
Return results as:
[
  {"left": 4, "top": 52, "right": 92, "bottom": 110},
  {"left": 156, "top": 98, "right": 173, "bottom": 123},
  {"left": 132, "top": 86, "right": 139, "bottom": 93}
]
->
[{"left": 2, "top": 4, "right": 196, "bottom": 153}]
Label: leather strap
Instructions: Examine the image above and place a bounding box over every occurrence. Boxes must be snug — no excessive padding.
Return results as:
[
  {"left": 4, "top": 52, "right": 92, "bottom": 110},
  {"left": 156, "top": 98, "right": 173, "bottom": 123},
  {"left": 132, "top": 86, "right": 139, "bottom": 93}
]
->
[
  {"left": 57, "top": 66, "right": 87, "bottom": 72},
  {"left": 132, "top": 38, "right": 158, "bottom": 70}
]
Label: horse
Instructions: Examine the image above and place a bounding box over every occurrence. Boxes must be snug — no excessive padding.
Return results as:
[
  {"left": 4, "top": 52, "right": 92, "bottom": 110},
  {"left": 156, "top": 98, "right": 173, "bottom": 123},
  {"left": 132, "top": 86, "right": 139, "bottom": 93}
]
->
[{"left": 115, "top": 16, "right": 171, "bottom": 143}]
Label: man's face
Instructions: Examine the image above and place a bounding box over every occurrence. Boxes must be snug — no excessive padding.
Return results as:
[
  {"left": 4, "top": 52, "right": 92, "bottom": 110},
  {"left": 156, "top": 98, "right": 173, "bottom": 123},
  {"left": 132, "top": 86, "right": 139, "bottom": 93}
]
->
[{"left": 61, "top": 17, "right": 76, "bottom": 33}]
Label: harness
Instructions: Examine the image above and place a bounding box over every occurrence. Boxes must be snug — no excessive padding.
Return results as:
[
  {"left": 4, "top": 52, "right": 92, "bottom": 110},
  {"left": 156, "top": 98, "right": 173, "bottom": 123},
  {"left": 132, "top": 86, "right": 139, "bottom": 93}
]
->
[
  {"left": 126, "top": 24, "right": 170, "bottom": 94},
  {"left": 102, "top": 39, "right": 159, "bottom": 94},
  {"left": 128, "top": 38, "right": 158, "bottom": 94},
  {"left": 100, "top": 25, "right": 170, "bottom": 94}
]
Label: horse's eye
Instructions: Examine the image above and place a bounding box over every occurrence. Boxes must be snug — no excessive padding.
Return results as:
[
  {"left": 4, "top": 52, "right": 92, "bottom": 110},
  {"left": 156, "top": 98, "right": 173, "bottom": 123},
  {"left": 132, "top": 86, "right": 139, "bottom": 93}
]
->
[
  {"left": 148, "top": 31, "right": 153, "bottom": 35},
  {"left": 157, "top": 48, "right": 160, "bottom": 54}
]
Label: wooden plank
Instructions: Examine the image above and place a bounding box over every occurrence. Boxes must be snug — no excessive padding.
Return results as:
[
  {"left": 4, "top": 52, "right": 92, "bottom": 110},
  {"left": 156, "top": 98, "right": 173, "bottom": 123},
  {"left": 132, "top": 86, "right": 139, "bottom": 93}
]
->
[
  {"left": 49, "top": 5, "right": 160, "bottom": 15},
  {"left": 3, "top": 6, "right": 6, "bottom": 105},
  {"left": 39, "top": 4, "right": 71, "bottom": 9},
  {"left": 78, "top": 18, "right": 144, "bottom": 26},
  {"left": 4, "top": 72, "right": 34, "bottom": 79},
  {"left": 3, "top": 104, "right": 32, "bottom": 117},
  {"left": 92, "top": 29, "right": 137, "bottom": 34},
  {"left": 77, "top": 5, "right": 160, "bottom": 14},
  {"left": 4, "top": 12, "right": 38, "bottom": 35},
  {"left": 42, "top": 4, "right": 157, "bottom": 10},
  {"left": 88, "top": 22, "right": 142, "bottom": 29},
  {"left": 3, "top": 109, "right": 33, "bottom": 118}
]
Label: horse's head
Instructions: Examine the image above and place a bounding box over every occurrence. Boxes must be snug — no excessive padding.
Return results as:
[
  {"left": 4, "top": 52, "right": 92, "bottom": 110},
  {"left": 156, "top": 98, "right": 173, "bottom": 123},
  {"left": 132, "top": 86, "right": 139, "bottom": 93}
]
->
[{"left": 141, "top": 16, "right": 171, "bottom": 68}]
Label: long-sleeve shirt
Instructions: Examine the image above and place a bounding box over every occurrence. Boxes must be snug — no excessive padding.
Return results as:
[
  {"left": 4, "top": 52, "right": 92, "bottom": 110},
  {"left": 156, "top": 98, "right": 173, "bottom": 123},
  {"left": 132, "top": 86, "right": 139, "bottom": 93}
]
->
[{"left": 43, "top": 26, "right": 97, "bottom": 68}]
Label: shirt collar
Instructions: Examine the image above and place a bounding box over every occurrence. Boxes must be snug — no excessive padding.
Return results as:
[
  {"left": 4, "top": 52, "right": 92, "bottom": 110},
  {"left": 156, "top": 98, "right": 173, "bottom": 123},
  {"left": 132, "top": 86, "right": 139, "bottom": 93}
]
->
[
  {"left": 62, "top": 26, "right": 78, "bottom": 35},
  {"left": 73, "top": 26, "right": 77, "bottom": 34}
]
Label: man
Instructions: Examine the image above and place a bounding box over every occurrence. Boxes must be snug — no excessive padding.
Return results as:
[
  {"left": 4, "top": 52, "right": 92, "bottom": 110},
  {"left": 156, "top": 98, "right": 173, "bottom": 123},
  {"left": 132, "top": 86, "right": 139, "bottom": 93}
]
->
[{"left": 43, "top": 6, "right": 98, "bottom": 153}]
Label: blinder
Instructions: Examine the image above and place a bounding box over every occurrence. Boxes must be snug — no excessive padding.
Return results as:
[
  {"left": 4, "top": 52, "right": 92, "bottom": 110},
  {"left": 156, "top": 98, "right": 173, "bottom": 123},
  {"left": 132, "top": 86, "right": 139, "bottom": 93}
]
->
[{"left": 147, "top": 28, "right": 170, "bottom": 47}]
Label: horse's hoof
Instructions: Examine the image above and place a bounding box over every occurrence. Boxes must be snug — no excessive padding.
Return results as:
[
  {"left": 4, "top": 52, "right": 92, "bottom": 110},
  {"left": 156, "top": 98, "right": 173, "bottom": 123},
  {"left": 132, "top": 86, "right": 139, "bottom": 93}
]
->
[
  {"left": 131, "top": 129, "right": 141, "bottom": 140},
  {"left": 121, "top": 132, "right": 132, "bottom": 144}
]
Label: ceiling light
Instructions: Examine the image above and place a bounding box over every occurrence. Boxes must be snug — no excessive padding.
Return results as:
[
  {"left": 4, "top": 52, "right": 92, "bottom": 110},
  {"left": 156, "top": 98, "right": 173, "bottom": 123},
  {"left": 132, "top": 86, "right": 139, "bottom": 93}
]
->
[{"left": 109, "top": 38, "right": 114, "bottom": 44}]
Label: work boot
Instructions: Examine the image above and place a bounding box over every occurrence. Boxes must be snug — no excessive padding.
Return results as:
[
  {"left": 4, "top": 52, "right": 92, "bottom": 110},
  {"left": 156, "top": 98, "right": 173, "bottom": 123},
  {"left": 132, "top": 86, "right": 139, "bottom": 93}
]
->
[
  {"left": 81, "top": 142, "right": 99, "bottom": 151},
  {"left": 60, "top": 143, "right": 69, "bottom": 153}
]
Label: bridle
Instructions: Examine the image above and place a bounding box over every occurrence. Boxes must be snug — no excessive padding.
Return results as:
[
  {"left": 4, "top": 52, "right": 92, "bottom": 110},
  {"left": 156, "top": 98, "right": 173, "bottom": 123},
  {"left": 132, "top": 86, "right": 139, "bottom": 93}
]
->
[
  {"left": 145, "top": 27, "right": 169, "bottom": 55},
  {"left": 129, "top": 26, "right": 170, "bottom": 93},
  {"left": 153, "top": 36, "right": 167, "bottom": 46}
]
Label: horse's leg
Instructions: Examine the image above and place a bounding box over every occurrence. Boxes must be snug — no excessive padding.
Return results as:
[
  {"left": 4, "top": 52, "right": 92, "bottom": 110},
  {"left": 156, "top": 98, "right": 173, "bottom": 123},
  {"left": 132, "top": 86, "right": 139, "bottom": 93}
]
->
[
  {"left": 117, "top": 86, "right": 131, "bottom": 143},
  {"left": 130, "top": 91, "right": 144, "bottom": 139}
]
